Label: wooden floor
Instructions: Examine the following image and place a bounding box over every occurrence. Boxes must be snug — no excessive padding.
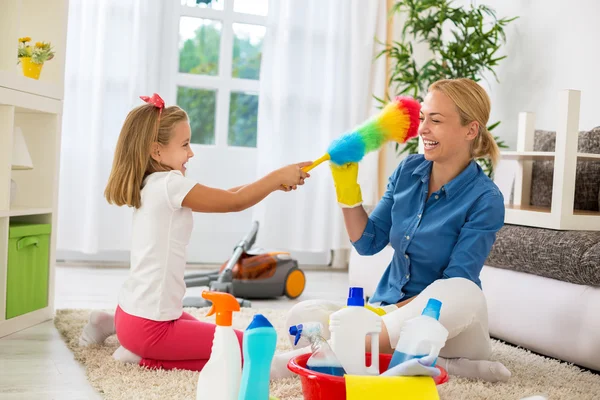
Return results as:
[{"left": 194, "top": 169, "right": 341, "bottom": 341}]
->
[{"left": 0, "top": 264, "right": 349, "bottom": 399}]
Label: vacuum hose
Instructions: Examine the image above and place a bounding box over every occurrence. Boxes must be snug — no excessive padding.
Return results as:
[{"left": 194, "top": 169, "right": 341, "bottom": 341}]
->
[{"left": 217, "top": 221, "right": 260, "bottom": 283}]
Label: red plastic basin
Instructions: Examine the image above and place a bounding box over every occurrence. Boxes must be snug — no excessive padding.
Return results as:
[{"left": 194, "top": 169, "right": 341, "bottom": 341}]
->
[{"left": 287, "top": 353, "right": 448, "bottom": 400}]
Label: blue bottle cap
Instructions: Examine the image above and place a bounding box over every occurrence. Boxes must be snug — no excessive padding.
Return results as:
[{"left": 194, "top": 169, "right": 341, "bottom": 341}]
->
[
  {"left": 247, "top": 314, "right": 273, "bottom": 330},
  {"left": 421, "top": 298, "right": 442, "bottom": 320},
  {"left": 347, "top": 287, "right": 365, "bottom": 307},
  {"left": 289, "top": 324, "right": 303, "bottom": 346}
]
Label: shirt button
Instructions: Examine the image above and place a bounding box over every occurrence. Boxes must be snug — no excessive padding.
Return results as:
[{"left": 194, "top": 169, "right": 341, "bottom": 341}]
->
[
  {"left": 404, "top": 254, "right": 409, "bottom": 259},
  {"left": 405, "top": 274, "right": 410, "bottom": 279},
  {"left": 442, "top": 187, "right": 445, "bottom": 191},
  {"left": 417, "top": 214, "right": 422, "bottom": 219},
  {"left": 405, "top": 235, "right": 410, "bottom": 240},
  {"left": 435, "top": 195, "right": 439, "bottom": 199}
]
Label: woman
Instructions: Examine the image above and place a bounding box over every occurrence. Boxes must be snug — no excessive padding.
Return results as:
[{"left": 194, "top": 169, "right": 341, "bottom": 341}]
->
[{"left": 270, "top": 78, "right": 510, "bottom": 382}]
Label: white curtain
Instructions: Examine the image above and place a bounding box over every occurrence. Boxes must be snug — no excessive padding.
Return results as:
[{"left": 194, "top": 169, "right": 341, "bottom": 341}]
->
[
  {"left": 252, "top": 0, "right": 388, "bottom": 254},
  {"left": 57, "top": 0, "right": 164, "bottom": 256}
]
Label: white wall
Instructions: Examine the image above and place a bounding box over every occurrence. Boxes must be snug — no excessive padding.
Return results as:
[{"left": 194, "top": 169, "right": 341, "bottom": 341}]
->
[
  {"left": 383, "top": 0, "right": 600, "bottom": 157},
  {"left": 380, "top": 10, "right": 433, "bottom": 183},
  {"left": 454, "top": 0, "right": 600, "bottom": 149}
]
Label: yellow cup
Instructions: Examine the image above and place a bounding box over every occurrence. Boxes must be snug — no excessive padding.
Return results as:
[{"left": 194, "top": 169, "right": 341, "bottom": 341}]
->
[{"left": 20, "top": 57, "right": 44, "bottom": 80}]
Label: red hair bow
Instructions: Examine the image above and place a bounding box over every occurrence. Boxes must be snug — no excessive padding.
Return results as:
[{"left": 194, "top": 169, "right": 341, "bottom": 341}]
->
[
  {"left": 140, "top": 93, "right": 165, "bottom": 139},
  {"left": 140, "top": 93, "right": 165, "bottom": 109}
]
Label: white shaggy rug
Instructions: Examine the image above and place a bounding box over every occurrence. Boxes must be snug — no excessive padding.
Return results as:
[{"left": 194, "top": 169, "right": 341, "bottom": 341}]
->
[{"left": 54, "top": 307, "right": 600, "bottom": 400}]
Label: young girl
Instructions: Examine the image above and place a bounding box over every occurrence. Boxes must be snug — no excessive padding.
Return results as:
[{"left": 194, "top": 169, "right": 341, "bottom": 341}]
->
[{"left": 79, "top": 93, "right": 311, "bottom": 371}]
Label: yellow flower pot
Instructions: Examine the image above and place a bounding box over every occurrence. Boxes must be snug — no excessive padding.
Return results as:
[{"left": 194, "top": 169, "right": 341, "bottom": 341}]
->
[{"left": 20, "top": 57, "right": 43, "bottom": 80}]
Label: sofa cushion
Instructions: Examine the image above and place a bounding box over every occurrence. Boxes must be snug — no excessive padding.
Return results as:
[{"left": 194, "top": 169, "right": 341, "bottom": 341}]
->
[
  {"left": 531, "top": 127, "right": 600, "bottom": 211},
  {"left": 481, "top": 266, "right": 600, "bottom": 372},
  {"left": 486, "top": 224, "right": 600, "bottom": 287}
]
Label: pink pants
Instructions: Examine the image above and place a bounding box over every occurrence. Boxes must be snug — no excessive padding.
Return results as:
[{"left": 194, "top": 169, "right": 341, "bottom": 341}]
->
[{"left": 114, "top": 306, "right": 244, "bottom": 371}]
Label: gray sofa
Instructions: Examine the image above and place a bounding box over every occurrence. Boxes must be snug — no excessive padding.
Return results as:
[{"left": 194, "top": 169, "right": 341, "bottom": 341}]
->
[
  {"left": 530, "top": 126, "right": 600, "bottom": 211},
  {"left": 483, "top": 127, "right": 600, "bottom": 372}
]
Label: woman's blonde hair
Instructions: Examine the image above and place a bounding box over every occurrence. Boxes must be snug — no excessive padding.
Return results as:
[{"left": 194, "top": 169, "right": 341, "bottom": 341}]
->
[
  {"left": 428, "top": 78, "right": 499, "bottom": 167},
  {"left": 104, "top": 104, "right": 188, "bottom": 208}
]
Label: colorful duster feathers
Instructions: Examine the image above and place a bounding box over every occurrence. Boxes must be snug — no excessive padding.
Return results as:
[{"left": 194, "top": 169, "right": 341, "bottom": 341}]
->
[{"left": 303, "top": 96, "right": 421, "bottom": 172}]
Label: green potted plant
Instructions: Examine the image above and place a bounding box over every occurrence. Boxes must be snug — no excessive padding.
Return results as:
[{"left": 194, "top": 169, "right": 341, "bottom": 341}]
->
[{"left": 378, "top": 0, "right": 517, "bottom": 178}]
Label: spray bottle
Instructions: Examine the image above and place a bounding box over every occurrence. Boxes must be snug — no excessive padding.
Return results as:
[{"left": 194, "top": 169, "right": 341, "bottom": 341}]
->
[
  {"left": 238, "top": 314, "right": 277, "bottom": 400},
  {"left": 196, "top": 291, "right": 242, "bottom": 400},
  {"left": 387, "top": 298, "right": 448, "bottom": 370},
  {"left": 289, "top": 322, "right": 346, "bottom": 376}
]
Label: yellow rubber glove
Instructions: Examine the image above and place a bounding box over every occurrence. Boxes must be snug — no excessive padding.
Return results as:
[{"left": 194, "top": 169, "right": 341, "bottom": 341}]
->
[{"left": 329, "top": 162, "right": 363, "bottom": 208}]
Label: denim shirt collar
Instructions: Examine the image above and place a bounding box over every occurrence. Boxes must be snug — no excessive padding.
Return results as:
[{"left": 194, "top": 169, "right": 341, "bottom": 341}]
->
[{"left": 411, "top": 158, "right": 480, "bottom": 199}]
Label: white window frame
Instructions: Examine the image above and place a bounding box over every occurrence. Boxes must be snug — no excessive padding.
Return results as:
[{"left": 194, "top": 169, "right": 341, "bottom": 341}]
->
[{"left": 159, "top": 0, "right": 267, "bottom": 148}]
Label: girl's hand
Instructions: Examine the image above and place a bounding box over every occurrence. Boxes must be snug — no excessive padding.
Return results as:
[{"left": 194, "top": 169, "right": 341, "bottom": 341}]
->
[
  {"left": 279, "top": 184, "right": 297, "bottom": 192},
  {"left": 275, "top": 162, "right": 312, "bottom": 188},
  {"left": 183, "top": 161, "right": 312, "bottom": 213}
]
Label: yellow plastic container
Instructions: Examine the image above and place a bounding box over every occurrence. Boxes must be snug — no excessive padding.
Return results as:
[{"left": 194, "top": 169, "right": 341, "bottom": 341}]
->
[
  {"left": 345, "top": 375, "right": 440, "bottom": 400},
  {"left": 20, "top": 57, "right": 44, "bottom": 79}
]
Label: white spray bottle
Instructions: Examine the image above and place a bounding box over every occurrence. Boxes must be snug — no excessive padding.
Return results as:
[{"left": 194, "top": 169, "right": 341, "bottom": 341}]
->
[{"left": 196, "top": 291, "right": 241, "bottom": 400}]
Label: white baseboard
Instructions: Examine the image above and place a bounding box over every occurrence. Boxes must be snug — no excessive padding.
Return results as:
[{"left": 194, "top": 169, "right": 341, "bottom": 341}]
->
[{"left": 57, "top": 248, "right": 335, "bottom": 266}]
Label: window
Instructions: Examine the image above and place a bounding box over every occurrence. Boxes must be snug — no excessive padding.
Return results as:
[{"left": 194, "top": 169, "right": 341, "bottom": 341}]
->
[{"left": 175, "top": 0, "right": 268, "bottom": 148}]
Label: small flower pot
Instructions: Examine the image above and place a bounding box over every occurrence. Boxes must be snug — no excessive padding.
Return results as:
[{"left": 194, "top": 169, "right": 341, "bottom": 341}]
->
[{"left": 20, "top": 57, "right": 43, "bottom": 80}]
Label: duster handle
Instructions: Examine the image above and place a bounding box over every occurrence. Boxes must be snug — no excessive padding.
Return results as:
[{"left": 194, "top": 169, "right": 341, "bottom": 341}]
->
[{"left": 302, "top": 153, "right": 331, "bottom": 173}]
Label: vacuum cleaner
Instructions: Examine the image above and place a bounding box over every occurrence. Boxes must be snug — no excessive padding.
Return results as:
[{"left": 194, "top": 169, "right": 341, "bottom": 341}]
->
[{"left": 183, "top": 221, "right": 306, "bottom": 308}]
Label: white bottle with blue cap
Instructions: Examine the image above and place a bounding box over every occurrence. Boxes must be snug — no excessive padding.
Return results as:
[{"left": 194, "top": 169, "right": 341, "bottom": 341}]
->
[
  {"left": 386, "top": 298, "right": 449, "bottom": 371},
  {"left": 329, "top": 287, "right": 382, "bottom": 376}
]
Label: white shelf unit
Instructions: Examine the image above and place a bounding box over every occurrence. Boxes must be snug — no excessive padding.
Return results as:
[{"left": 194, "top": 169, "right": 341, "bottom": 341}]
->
[
  {"left": 0, "top": 0, "right": 68, "bottom": 338},
  {"left": 501, "top": 89, "right": 600, "bottom": 231}
]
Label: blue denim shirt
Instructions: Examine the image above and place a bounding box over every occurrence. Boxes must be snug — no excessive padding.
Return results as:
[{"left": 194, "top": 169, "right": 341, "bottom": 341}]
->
[{"left": 353, "top": 154, "right": 505, "bottom": 305}]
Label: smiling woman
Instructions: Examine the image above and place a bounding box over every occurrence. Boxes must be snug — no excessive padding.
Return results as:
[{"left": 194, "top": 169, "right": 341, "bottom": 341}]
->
[
  {"left": 271, "top": 78, "right": 511, "bottom": 384},
  {"left": 420, "top": 78, "right": 501, "bottom": 195}
]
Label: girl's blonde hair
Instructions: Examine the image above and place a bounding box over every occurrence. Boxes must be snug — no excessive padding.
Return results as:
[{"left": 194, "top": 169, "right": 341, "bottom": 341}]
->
[
  {"left": 429, "top": 78, "right": 499, "bottom": 167},
  {"left": 104, "top": 104, "right": 188, "bottom": 208}
]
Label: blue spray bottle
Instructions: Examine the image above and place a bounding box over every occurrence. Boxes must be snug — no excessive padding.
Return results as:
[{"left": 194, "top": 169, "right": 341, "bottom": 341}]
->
[
  {"left": 238, "top": 314, "right": 277, "bottom": 400},
  {"left": 289, "top": 322, "right": 346, "bottom": 377},
  {"left": 387, "top": 298, "right": 449, "bottom": 370}
]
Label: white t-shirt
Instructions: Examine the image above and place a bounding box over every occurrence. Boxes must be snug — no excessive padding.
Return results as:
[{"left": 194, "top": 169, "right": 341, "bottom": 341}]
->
[{"left": 118, "top": 170, "right": 197, "bottom": 321}]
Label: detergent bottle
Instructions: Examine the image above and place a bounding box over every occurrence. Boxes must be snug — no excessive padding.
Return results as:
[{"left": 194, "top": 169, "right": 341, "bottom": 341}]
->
[
  {"left": 289, "top": 322, "right": 346, "bottom": 377},
  {"left": 387, "top": 298, "right": 449, "bottom": 370},
  {"left": 196, "top": 291, "right": 242, "bottom": 400},
  {"left": 238, "top": 314, "right": 277, "bottom": 400},
  {"left": 329, "top": 287, "right": 382, "bottom": 375}
]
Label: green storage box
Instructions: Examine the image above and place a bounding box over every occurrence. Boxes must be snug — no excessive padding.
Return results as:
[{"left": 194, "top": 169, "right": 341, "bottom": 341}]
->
[{"left": 6, "top": 222, "right": 51, "bottom": 319}]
